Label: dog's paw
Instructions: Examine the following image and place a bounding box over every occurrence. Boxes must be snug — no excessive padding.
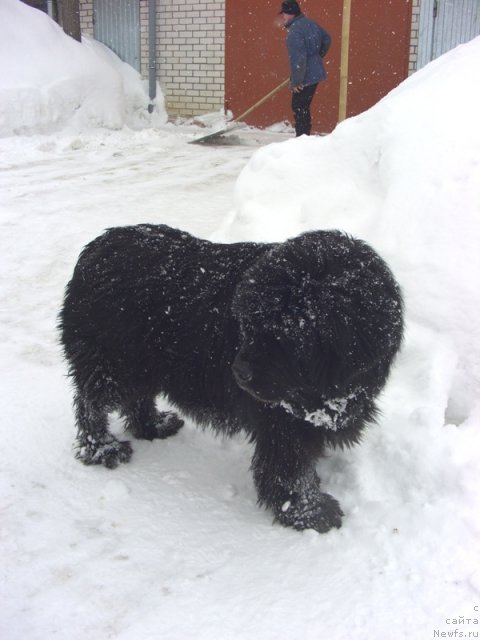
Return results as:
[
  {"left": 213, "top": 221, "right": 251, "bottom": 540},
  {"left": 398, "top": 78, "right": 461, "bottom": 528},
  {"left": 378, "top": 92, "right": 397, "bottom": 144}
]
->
[
  {"left": 275, "top": 491, "right": 343, "bottom": 534},
  {"left": 154, "top": 411, "right": 184, "bottom": 439},
  {"left": 134, "top": 411, "right": 184, "bottom": 440},
  {"left": 76, "top": 438, "right": 133, "bottom": 469}
]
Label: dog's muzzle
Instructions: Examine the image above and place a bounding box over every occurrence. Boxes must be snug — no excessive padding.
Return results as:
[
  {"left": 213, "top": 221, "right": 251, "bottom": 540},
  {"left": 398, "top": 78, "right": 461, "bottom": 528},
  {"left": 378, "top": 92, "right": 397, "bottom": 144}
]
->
[{"left": 231, "top": 354, "right": 253, "bottom": 387}]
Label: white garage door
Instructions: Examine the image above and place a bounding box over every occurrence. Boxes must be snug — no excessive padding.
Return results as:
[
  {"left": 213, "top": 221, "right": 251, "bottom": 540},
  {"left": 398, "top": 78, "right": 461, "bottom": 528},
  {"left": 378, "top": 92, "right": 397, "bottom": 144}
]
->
[
  {"left": 417, "top": 0, "right": 480, "bottom": 68},
  {"left": 93, "top": 0, "right": 140, "bottom": 71}
]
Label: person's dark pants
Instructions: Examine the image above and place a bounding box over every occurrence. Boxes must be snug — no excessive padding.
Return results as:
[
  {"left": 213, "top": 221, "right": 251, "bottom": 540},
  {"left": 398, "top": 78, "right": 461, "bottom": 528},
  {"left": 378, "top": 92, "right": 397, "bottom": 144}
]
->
[{"left": 291, "top": 83, "right": 318, "bottom": 136}]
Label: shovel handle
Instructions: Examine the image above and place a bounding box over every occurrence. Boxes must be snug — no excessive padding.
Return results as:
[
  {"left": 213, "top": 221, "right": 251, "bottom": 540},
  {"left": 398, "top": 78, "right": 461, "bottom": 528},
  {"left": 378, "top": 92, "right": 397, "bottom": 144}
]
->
[{"left": 232, "top": 78, "right": 290, "bottom": 123}]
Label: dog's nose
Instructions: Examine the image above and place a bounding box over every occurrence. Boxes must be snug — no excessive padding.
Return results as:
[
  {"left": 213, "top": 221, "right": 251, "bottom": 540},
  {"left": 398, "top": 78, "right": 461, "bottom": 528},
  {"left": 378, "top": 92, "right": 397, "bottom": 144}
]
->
[{"left": 232, "top": 357, "right": 253, "bottom": 384}]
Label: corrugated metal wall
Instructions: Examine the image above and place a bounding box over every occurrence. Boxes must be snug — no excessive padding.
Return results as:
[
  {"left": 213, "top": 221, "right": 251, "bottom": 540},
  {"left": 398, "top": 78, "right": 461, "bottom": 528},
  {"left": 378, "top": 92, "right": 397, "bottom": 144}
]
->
[
  {"left": 418, "top": 0, "right": 480, "bottom": 68},
  {"left": 93, "top": 0, "right": 140, "bottom": 71}
]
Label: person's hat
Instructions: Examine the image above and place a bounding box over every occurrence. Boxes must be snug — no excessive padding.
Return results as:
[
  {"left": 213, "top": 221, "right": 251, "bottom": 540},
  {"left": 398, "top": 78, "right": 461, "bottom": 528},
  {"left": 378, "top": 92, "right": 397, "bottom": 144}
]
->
[{"left": 279, "top": 1, "right": 301, "bottom": 15}]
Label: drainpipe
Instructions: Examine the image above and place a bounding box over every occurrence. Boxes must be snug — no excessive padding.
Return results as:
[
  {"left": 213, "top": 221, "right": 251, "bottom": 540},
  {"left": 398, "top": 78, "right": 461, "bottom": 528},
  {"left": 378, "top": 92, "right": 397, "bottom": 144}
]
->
[{"left": 148, "top": 0, "right": 157, "bottom": 113}]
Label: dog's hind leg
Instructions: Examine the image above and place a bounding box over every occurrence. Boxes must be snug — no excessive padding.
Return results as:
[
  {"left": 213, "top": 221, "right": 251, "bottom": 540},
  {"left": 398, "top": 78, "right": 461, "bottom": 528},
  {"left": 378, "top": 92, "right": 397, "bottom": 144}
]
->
[
  {"left": 123, "top": 397, "right": 184, "bottom": 441},
  {"left": 74, "top": 392, "right": 132, "bottom": 469}
]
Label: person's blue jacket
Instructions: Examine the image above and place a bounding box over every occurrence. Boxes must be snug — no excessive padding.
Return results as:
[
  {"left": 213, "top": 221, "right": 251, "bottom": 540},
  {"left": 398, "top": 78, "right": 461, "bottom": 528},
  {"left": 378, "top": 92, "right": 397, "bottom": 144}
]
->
[{"left": 286, "top": 14, "right": 331, "bottom": 87}]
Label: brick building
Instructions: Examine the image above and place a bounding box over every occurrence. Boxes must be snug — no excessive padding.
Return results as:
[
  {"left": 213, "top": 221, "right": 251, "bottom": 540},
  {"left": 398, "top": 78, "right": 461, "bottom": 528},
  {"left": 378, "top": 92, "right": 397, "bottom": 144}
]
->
[
  {"left": 27, "top": 0, "right": 480, "bottom": 130},
  {"left": 79, "top": 0, "right": 225, "bottom": 117}
]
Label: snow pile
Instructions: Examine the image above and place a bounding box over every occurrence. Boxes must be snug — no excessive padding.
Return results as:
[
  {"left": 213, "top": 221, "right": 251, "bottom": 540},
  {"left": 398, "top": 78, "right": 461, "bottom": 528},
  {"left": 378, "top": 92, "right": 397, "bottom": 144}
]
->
[
  {"left": 220, "top": 36, "right": 480, "bottom": 426},
  {"left": 0, "top": 0, "right": 167, "bottom": 136}
]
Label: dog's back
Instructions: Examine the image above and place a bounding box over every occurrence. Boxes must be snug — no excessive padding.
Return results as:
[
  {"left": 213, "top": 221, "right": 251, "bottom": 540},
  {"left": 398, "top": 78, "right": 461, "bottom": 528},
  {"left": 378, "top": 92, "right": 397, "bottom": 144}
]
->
[{"left": 59, "top": 224, "right": 266, "bottom": 421}]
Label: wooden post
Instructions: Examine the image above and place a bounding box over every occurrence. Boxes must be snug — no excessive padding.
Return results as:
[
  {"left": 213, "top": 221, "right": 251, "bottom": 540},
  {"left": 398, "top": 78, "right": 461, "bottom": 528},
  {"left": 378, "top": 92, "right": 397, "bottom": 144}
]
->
[
  {"left": 338, "top": 0, "right": 352, "bottom": 122},
  {"left": 58, "top": 0, "right": 81, "bottom": 42}
]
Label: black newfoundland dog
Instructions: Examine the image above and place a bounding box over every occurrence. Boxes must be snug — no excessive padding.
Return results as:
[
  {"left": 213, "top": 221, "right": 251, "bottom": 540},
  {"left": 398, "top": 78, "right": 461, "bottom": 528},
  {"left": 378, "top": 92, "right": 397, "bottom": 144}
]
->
[{"left": 59, "top": 224, "right": 403, "bottom": 533}]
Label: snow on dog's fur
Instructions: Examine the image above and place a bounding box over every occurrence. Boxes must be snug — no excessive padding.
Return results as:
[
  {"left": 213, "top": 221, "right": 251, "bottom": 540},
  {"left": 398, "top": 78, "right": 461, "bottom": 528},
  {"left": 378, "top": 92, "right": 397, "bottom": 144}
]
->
[{"left": 59, "top": 224, "right": 404, "bottom": 533}]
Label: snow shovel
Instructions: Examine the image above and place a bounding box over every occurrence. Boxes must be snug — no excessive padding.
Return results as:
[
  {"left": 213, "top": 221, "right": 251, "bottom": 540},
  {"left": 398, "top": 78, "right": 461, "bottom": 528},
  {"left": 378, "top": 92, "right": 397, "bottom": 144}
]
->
[{"left": 189, "top": 78, "right": 290, "bottom": 145}]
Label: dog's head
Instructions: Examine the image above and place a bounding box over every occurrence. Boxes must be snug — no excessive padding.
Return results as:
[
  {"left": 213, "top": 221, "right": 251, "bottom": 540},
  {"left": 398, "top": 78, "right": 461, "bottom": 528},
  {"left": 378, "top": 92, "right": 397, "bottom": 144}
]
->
[{"left": 231, "top": 230, "right": 404, "bottom": 426}]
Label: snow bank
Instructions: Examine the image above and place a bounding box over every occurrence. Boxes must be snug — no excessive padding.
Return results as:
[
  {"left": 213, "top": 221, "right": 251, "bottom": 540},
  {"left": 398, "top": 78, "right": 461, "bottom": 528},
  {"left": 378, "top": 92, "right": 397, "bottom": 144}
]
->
[
  {"left": 220, "top": 36, "right": 480, "bottom": 424},
  {"left": 0, "top": 0, "right": 167, "bottom": 136}
]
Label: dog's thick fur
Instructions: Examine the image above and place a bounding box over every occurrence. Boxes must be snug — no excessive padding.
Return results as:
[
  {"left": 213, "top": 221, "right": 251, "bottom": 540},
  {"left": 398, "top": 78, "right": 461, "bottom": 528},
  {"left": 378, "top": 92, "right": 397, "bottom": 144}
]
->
[{"left": 59, "top": 224, "right": 404, "bottom": 533}]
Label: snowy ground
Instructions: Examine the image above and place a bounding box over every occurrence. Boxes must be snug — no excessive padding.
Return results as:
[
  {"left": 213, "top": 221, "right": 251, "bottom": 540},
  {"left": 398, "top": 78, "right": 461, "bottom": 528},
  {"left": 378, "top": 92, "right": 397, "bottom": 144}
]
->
[
  {"left": 1, "top": 2, "right": 480, "bottom": 639},
  {"left": 1, "top": 125, "right": 479, "bottom": 640},
  {"left": 0, "top": 125, "right": 473, "bottom": 640}
]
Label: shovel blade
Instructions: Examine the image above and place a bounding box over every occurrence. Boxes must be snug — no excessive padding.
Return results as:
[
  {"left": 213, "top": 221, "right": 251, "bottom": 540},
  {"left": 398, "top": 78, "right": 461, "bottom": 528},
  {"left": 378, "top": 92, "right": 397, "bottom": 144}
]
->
[{"left": 189, "top": 124, "right": 238, "bottom": 145}]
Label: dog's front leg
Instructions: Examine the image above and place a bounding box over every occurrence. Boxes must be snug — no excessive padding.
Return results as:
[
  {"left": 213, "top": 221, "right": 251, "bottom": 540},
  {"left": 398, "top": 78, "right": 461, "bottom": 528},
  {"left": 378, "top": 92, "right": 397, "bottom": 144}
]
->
[{"left": 251, "top": 417, "right": 343, "bottom": 533}]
